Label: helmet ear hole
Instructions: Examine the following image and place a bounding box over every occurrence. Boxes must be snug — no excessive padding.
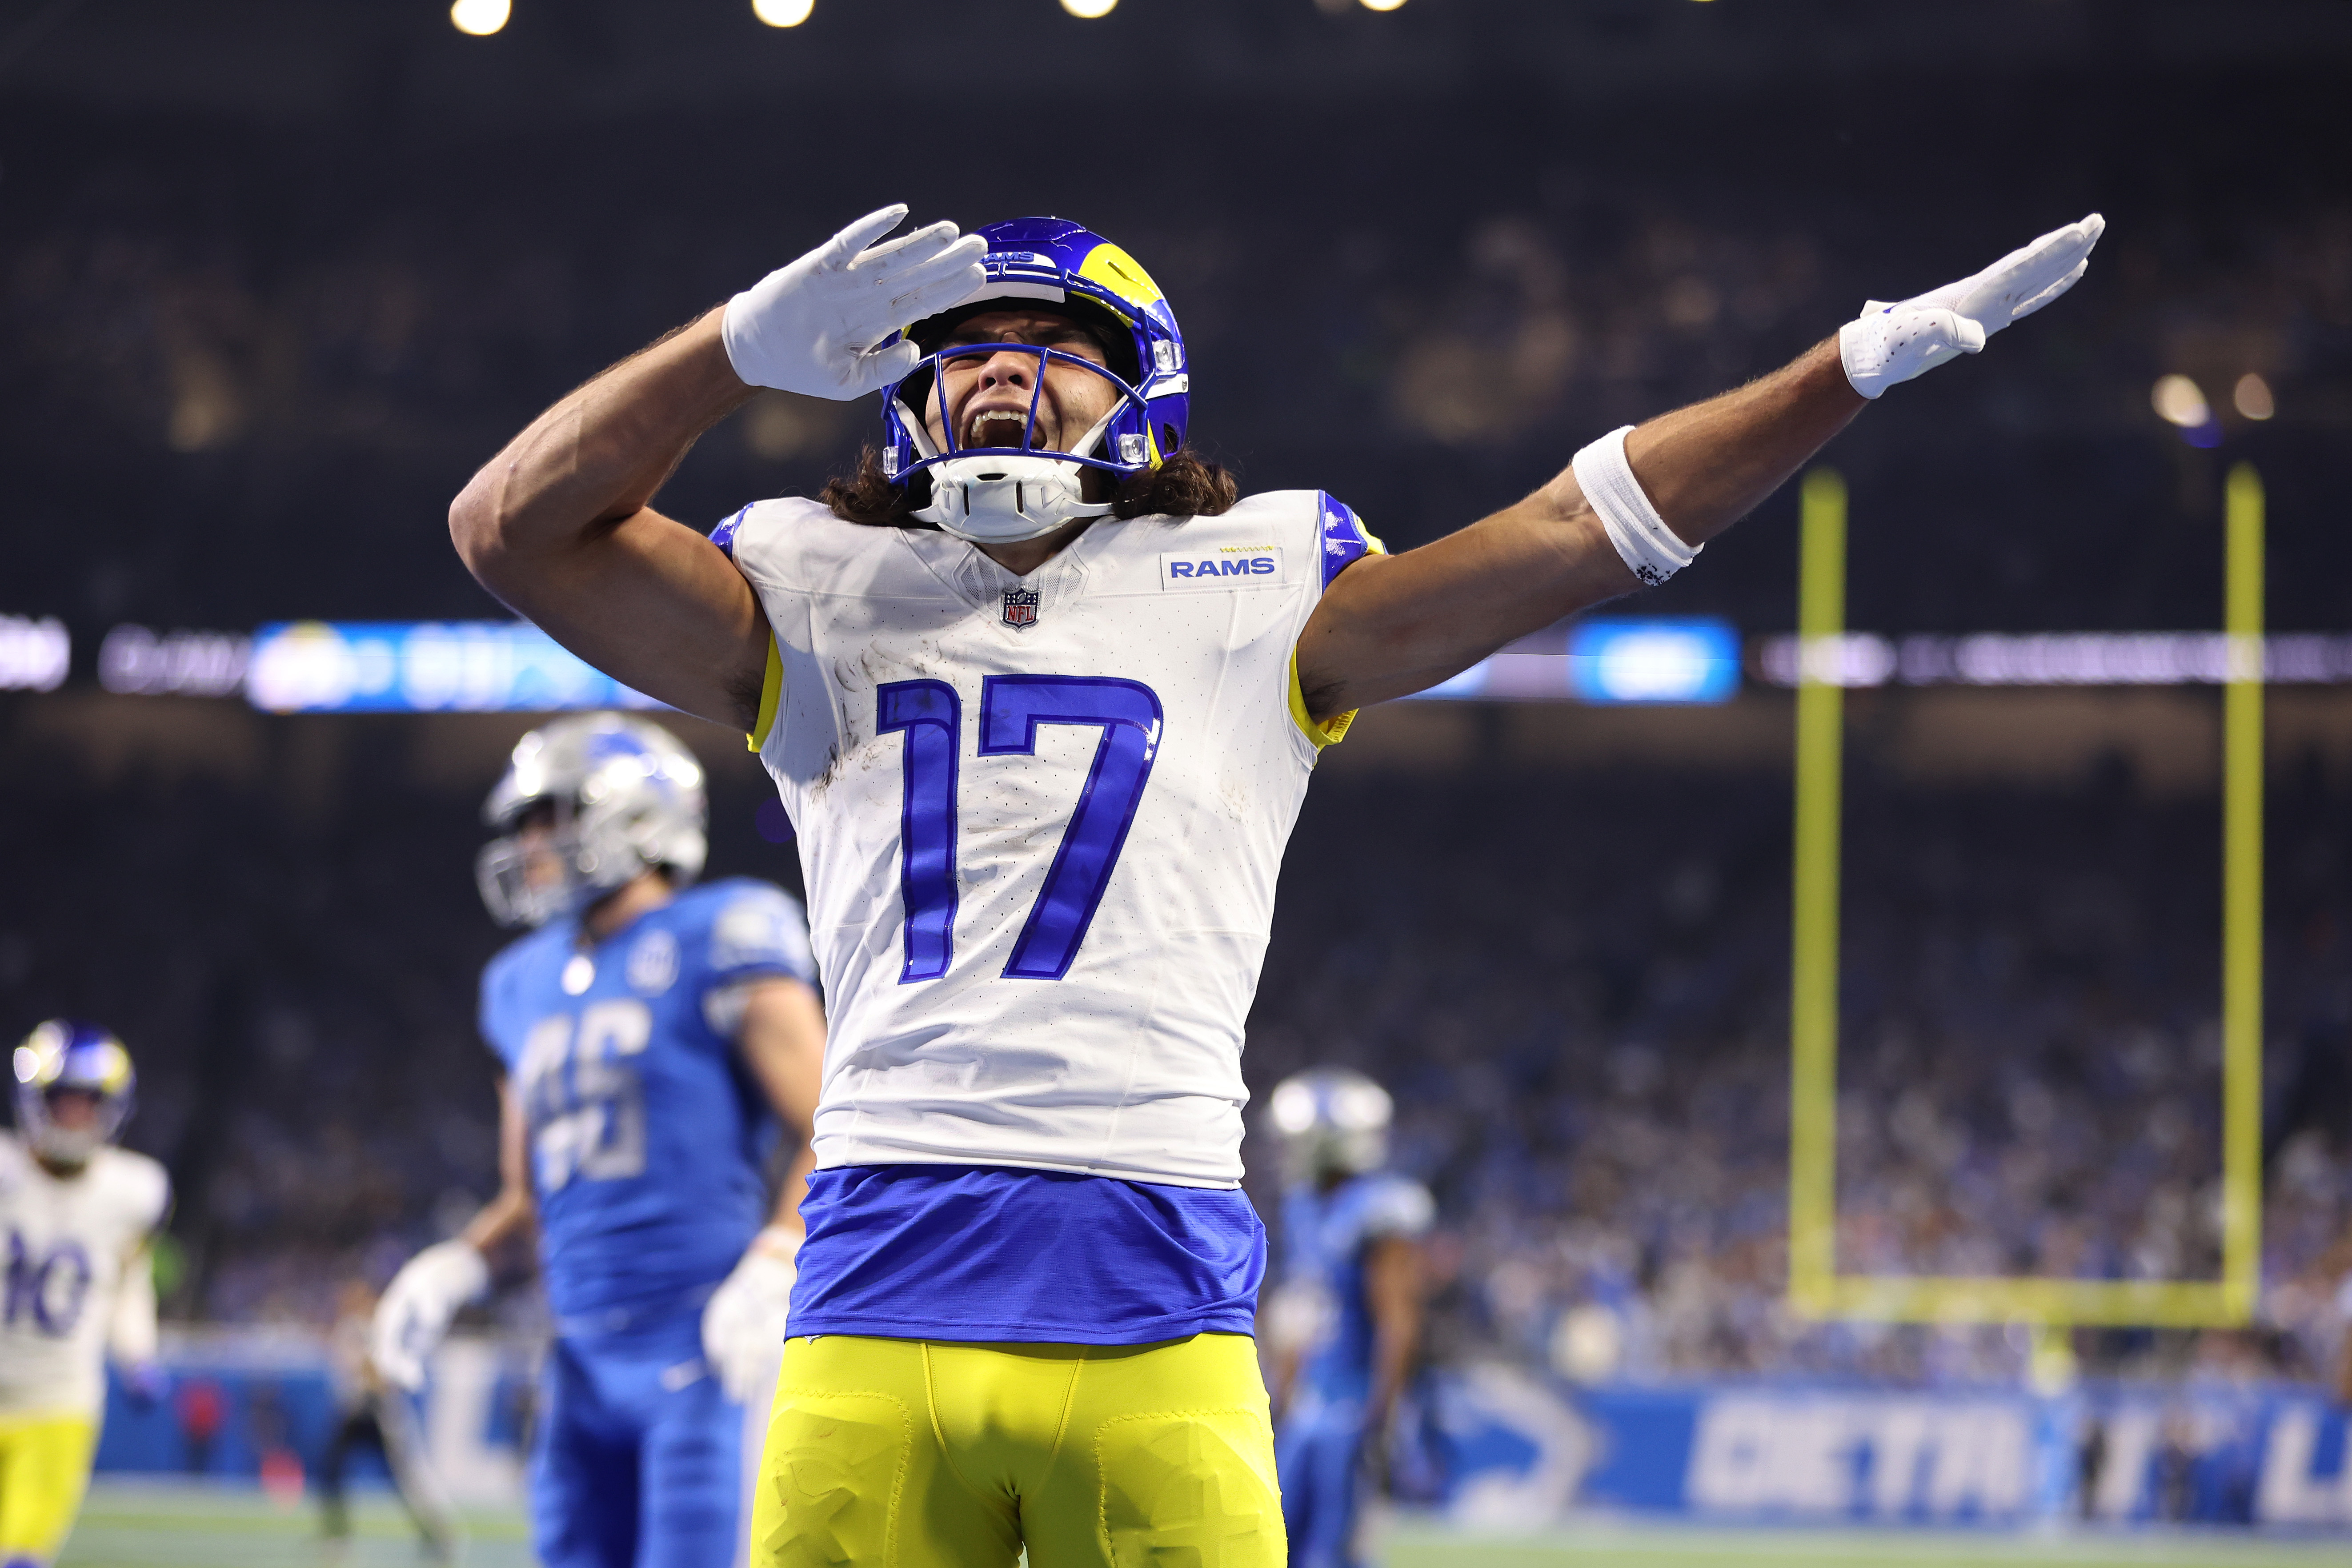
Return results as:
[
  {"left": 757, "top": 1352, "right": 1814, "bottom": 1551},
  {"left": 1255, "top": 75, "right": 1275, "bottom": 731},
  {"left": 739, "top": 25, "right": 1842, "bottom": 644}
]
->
[{"left": 1162, "top": 425, "right": 1181, "bottom": 460}]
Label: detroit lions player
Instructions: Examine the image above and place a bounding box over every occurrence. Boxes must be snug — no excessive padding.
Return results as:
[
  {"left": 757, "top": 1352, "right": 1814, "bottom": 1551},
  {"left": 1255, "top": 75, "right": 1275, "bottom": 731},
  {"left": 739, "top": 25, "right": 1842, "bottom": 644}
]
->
[
  {"left": 1262, "top": 1069, "right": 1431, "bottom": 1568},
  {"left": 0, "top": 1022, "right": 170, "bottom": 1568},
  {"left": 371, "top": 713, "right": 825, "bottom": 1568},
  {"left": 446, "top": 203, "right": 2103, "bottom": 1564}
]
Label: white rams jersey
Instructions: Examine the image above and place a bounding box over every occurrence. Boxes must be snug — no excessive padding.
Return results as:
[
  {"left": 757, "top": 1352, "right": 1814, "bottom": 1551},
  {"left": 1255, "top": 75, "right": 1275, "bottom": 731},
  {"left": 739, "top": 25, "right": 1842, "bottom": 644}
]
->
[
  {"left": 726, "top": 490, "right": 1381, "bottom": 1187},
  {"left": 0, "top": 1134, "right": 169, "bottom": 1416}
]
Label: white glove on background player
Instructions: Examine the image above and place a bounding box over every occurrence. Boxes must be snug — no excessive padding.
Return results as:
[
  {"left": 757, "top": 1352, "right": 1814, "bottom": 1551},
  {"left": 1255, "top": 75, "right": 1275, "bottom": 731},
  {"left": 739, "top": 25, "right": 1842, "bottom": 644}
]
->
[
  {"left": 722, "top": 205, "right": 987, "bottom": 400},
  {"left": 1839, "top": 213, "right": 2105, "bottom": 399},
  {"left": 370, "top": 1240, "right": 490, "bottom": 1392},
  {"left": 701, "top": 1225, "right": 800, "bottom": 1403}
]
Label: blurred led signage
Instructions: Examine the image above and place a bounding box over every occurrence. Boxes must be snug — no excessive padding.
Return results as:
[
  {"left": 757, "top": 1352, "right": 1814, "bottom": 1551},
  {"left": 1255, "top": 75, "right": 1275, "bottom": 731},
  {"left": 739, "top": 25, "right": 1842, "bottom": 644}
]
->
[
  {"left": 1755, "top": 632, "right": 2352, "bottom": 689},
  {"left": 99, "top": 626, "right": 250, "bottom": 697},
  {"left": 245, "top": 622, "right": 661, "bottom": 714},
  {"left": 0, "top": 615, "right": 69, "bottom": 692},
  {"left": 1406, "top": 618, "right": 1740, "bottom": 705}
]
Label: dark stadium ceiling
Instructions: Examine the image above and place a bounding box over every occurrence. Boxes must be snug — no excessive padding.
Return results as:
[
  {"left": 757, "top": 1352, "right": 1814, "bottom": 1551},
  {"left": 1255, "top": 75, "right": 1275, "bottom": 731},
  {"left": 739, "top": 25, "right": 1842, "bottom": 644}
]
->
[{"left": 5, "top": 0, "right": 2352, "bottom": 132}]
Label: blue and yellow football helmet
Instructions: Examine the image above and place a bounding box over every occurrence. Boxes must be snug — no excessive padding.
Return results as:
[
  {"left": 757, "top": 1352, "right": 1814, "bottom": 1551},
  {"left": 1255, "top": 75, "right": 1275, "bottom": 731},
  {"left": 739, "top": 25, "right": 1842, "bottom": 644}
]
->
[
  {"left": 877, "top": 217, "right": 1191, "bottom": 545},
  {"left": 12, "top": 1019, "right": 136, "bottom": 1167}
]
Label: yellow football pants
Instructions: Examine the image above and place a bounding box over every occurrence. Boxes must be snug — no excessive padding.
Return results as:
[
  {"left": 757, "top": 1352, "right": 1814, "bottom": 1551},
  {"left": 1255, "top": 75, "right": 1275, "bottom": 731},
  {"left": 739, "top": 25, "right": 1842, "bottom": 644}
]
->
[
  {"left": 750, "top": 1332, "right": 1285, "bottom": 1568},
  {"left": 0, "top": 1411, "right": 96, "bottom": 1564}
]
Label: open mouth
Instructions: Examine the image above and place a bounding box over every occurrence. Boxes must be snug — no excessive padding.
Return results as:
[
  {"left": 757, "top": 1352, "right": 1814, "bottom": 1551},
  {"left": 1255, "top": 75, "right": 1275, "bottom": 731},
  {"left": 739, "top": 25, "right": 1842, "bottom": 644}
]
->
[{"left": 966, "top": 407, "right": 1041, "bottom": 449}]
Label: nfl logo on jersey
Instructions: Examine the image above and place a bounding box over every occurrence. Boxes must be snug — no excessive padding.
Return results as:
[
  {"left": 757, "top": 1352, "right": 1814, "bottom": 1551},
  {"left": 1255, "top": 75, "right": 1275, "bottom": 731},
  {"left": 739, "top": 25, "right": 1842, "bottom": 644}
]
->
[{"left": 1002, "top": 588, "right": 1040, "bottom": 629}]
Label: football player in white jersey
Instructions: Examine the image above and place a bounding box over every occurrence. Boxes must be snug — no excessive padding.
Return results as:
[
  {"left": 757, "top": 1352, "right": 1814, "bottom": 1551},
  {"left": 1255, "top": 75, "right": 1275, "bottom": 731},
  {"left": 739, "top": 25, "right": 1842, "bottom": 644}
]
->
[
  {"left": 445, "top": 204, "right": 2103, "bottom": 1566},
  {"left": 0, "top": 1021, "right": 170, "bottom": 1568}
]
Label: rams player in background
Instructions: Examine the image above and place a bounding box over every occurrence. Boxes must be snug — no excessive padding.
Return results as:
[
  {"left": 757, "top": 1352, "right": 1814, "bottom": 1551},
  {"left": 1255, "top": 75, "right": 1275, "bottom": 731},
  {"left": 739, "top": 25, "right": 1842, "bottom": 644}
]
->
[
  {"left": 0, "top": 1022, "right": 170, "bottom": 1568},
  {"left": 1263, "top": 1069, "right": 1433, "bottom": 1568},
  {"left": 371, "top": 714, "right": 825, "bottom": 1568},
  {"left": 445, "top": 201, "right": 2103, "bottom": 1564}
]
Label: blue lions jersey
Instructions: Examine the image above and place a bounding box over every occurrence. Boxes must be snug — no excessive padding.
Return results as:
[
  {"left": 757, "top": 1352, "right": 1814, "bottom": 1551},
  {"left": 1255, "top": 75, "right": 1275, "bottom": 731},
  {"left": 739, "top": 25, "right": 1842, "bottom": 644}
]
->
[
  {"left": 479, "top": 878, "right": 816, "bottom": 1332},
  {"left": 1278, "top": 1172, "right": 1435, "bottom": 1401}
]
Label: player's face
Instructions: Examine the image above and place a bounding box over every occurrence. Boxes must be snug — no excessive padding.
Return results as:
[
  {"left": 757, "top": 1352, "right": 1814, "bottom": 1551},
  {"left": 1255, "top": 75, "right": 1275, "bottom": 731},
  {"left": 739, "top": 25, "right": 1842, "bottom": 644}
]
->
[
  {"left": 514, "top": 802, "right": 569, "bottom": 896},
  {"left": 925, "top": 310, "right": 1120, "bottom": 457},
  {"left": 44, "top": 1088, "right": 100, "bottom": 1131}
]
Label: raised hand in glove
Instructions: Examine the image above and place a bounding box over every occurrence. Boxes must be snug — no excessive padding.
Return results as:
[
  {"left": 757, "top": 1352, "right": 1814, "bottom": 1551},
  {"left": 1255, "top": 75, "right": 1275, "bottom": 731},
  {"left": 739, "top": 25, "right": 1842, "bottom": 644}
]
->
[
  {"left": 721, "top": 205, "right": 987, "bottom": 400},
  {"left": 370, "top": 1240, "right": 490, "bottom": 1393},
  {"left": 1840, "top": 214, "right": 2105, "bottom": 399},
  {"left": 701, "top": 1226, "right": 800, "bottom": 1404}
]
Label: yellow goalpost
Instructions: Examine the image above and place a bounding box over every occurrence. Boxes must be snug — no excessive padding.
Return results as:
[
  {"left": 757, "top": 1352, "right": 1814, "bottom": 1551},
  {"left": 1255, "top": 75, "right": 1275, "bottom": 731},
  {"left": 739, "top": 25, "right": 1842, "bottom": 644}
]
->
[{"left": 1783, "top": 464, "right": 2267, "bottom": 1328}]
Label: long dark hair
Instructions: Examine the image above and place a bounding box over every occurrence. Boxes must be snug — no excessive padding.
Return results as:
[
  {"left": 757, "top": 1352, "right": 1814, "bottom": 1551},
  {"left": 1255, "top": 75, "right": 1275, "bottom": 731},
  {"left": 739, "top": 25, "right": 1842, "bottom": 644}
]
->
[{"left": 821, "top": 444, "right": 1239, "bottom": 528}]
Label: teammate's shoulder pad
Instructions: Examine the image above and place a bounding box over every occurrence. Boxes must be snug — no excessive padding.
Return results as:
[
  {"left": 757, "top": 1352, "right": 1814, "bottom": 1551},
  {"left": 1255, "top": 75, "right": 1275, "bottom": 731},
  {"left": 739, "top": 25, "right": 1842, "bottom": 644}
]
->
[
  {"left": 97, "top": 1147, "right": 172, "bottom": 1228},
  {"left": 483, "top": 921, "right": 563, "bottom": 991},
  {"left": 1356, "top": 1174, "right": 1435, "bottom": 1240},
  {"left": 696, "top": 878, "right": 814, "bottom": 979}
]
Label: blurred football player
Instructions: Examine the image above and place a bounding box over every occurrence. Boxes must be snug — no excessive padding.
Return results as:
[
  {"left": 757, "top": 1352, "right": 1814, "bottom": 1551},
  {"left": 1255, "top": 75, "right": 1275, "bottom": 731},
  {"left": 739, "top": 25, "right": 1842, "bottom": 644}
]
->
[
  {"left": 1262, "top": 1069, "right": 1432, "bottom": 1568},
  {"left": 319, "top": 1279, "right": 455, "bottom": 1563},
  {"left": 0, "top": 1021, "right": 170, "bottom": 1568},
  {"left": 371, "top": 713, "right": 825, "bottom": 1568},
  {"left": 446, "top": 201, "right": 2103, "bottom": 1564}
]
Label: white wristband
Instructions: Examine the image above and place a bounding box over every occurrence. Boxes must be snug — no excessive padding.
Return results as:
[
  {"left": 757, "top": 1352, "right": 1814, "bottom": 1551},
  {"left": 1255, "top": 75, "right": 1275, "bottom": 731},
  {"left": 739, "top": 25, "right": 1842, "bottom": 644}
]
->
[{"left": 1571, "top": 426, "right": 1698, "bottom": 587}]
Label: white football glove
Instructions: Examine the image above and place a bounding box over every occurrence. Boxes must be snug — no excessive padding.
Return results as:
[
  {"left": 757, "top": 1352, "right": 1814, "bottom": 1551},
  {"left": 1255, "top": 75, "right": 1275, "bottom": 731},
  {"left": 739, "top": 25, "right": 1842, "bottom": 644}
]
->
[
  {"left": 701, "top": 1226, "right": 800, "bottom": 1404},
  {"left": 1839, "top": 213, "right": 2105, "bottom": 399},
  {"left": 722, "top": 205, "right": 987, "bottom": 400},
  {"left": 370, "top": 1240, "right": 490, "bottom": 1393}
]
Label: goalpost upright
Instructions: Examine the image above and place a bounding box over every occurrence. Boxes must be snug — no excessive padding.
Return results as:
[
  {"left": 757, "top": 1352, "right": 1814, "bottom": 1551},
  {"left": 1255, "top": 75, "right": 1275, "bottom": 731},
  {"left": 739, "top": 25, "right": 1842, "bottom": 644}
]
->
[{"left": 1783, "top": 464, "right": 2266, "bottom": 1328}]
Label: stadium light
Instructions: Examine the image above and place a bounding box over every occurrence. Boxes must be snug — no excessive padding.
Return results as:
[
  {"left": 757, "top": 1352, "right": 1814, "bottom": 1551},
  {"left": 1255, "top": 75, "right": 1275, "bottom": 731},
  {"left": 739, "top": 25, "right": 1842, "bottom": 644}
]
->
[
  {"left": 1360, "top": 0, "right": 1408, "bottom": 10},
  {"left": 753, "top": 0, "right": 814, "bottom": 24},
  {"left": 1061, "top": 0, "right": 1118, "bottom": 16},
  {"left": 450, "top": 0, "right": 509, "bottom": 36},
  {"left": 2234, "top": 372, "right": 2276, "bottom": 421},
  {"left": 2151, "top": 373, "right": 2210, "bottom": 428}
]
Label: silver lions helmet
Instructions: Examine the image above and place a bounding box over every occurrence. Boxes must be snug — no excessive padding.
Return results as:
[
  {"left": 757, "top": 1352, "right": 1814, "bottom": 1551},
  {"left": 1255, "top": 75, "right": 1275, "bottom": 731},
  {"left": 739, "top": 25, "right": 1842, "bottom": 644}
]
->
[
  {"left": 1266, "top": 1066, "right": 1394, "bottom": 1183},
  {"left": 13, "top": 1020, "right": 136, "bottom": 1169},
  {"left": 476, "top": 713, "right": 709, "bottom": 929}
]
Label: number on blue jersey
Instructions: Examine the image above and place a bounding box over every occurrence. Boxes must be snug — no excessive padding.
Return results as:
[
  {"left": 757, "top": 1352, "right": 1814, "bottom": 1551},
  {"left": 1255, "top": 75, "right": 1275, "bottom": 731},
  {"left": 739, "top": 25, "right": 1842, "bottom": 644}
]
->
[{"left": 516, "top": 998, "right": 653, "bottom": 1192}]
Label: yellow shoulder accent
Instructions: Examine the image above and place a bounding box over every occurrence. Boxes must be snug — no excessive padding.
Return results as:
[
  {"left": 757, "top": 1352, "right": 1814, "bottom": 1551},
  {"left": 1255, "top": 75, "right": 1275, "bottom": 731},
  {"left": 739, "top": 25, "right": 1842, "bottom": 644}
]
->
[
  {"left": 1288, "top": 651, "right": 1355, "bottom": 751},
  {"left": 746, "top": 637, "right": 783, "bottom": 754}
]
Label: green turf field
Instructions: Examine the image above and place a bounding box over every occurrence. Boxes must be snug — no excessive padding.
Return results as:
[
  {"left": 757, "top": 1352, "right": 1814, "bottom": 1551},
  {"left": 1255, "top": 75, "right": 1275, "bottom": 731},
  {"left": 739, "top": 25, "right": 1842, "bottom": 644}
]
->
[
  {"left": 58, "top": 1481, "right": 2352, "bottom": 1568},
  {"left": 60, "top": 1481, "right": 533, "bottom": 1568}
]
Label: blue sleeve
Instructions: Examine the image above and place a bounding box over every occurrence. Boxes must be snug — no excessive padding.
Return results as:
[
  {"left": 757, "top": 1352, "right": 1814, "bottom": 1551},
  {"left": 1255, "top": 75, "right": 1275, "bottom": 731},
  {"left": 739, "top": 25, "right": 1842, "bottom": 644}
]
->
[
  {"left": 1315, "top": 493, "right": 1386, "bottom": 589},
  {"left": 1354, "top": 1176, "right": 1435, "bottom": 1243},
  {"left": 698, "top": 881, "right": 817, "bottom": 991},
  {"left": 709, "top": 504, "right": 753, "bottom": 560}
]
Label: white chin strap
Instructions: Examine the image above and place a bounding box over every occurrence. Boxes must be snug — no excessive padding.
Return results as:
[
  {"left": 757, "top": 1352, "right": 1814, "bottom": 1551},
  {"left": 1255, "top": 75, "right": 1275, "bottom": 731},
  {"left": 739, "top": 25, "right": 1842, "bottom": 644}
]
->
[
  {"left": 915, "top": 455, "right": 1112, "bottom": 544},
  {"left": 903, "top": 400, "right": 1120, "bottom": 545}
]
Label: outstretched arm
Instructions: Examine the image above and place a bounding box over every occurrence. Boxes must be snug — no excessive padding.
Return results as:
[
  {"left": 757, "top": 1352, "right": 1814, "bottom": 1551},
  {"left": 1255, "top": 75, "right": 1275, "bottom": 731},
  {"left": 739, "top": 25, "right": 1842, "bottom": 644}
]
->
[
  {"left": 448, "top": 206, "right": 985, "bottom": 730},
  {"left": 1296, "top": 215, "right": 2104, "bottom": 721}
]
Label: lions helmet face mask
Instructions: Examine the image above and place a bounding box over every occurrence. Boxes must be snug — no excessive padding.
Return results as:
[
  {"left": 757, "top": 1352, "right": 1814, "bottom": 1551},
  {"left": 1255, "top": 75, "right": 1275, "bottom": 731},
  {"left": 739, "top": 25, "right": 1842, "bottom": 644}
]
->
[
  {"left": 878, "top": 217, "right": 1190, "bottom": 546},
  {"left": 1267, "top": 1066, "right": 1394, "bottom": 1183},
  {"left": 476, "top": 713, "right": 709, "bottom": 929},
  {"left": 13, "top": 1020, "right": 136, "bottom": 1169}
]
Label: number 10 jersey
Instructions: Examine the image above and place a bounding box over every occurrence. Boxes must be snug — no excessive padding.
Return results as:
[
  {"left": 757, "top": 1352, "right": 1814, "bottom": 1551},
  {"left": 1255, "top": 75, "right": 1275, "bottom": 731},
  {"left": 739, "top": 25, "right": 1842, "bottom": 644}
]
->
[{"left": 725, "top": 491, "right": 1382, "bottom": 1189}]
